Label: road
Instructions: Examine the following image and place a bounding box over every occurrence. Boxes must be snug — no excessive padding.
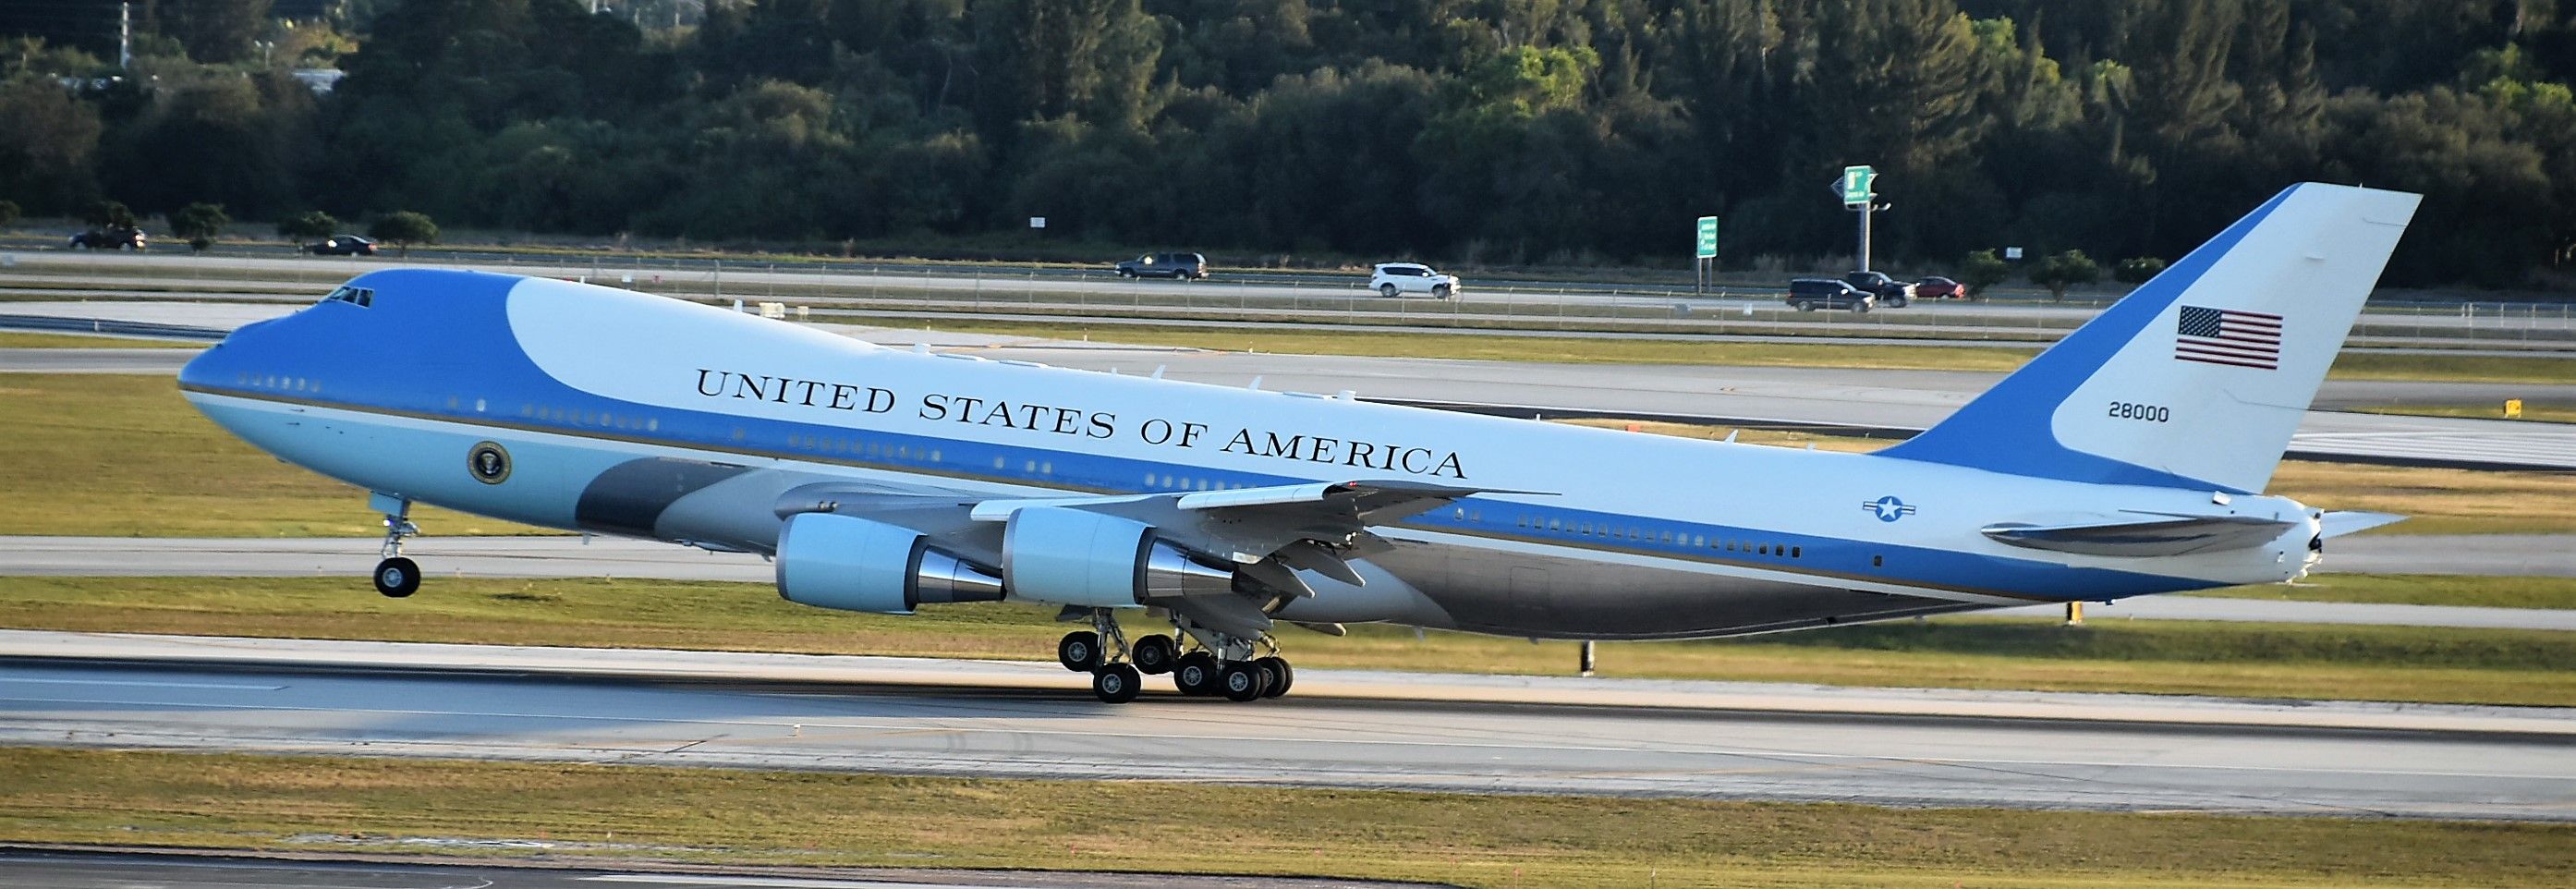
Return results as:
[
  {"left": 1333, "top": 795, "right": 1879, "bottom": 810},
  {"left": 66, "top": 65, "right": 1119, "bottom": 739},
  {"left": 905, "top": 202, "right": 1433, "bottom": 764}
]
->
[
  {"left": 2, "top": 632, "right": 2569, "bottom": 820},
  {"left": 7, "top": 250, "right": 2571, "bottom": 347},
  {"left": 5, "top": 536, "right": 2570, "bottom": 630}
]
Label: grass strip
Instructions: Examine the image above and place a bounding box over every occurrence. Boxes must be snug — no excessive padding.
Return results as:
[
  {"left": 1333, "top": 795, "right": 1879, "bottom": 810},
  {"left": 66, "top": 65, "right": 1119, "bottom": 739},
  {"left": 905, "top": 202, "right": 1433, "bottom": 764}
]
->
[
  {"left": 2, "top": 748, "right": 2567, "bottom": 889},
  {"left": 2186, "top": 574, "right": 2576, "bottom": 609},
  {"left": 0, "top": 373, "right": 548, "bottom": 537},
  {"left": 5, "top": 576, "right": 2571, "bottom": 706},
  {"left": 0, "top": 332, "right": 205, "bottom": 348},
  {"left": 872, "top": 318, "right": 2576, "bottom": 384},
  {"left": 2351, "top": 403, "right": 2576, "bottom": 423},
  {"left": 5, "top": 375, "right": 2565, "bottom": 537}
]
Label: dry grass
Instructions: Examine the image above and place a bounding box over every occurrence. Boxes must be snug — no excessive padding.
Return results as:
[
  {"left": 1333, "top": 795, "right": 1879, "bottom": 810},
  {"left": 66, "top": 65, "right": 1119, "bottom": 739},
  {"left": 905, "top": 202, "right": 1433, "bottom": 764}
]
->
[
  {"left": 891, "top": 318, "right": 2576, "bottom": 384},
  {"left": 2188, "top": 573, "right": 2576, "bottom": 609},
  {"left": 2350, "top": 402, "right": 2576, "bottom": 423},
  {"left": 2, "top": 748, "right": 2568, "bottom": 888},
  {"left": 0, "top": 373, "right": 549, "bottom": 537}
]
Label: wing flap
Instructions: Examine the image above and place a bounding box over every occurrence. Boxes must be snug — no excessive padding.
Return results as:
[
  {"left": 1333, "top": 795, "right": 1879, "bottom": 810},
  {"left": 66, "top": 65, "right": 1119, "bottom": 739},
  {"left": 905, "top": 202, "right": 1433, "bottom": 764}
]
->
[{"left": 1982, "top": 514, "right": 2295, "bottom": 557}]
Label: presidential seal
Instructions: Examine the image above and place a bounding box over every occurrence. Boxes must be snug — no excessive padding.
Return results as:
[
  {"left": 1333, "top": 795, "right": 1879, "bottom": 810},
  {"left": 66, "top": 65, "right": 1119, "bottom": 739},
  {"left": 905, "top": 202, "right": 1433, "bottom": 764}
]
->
[{"left": 467, "top": 441, "right": 513, "bottom": 484}]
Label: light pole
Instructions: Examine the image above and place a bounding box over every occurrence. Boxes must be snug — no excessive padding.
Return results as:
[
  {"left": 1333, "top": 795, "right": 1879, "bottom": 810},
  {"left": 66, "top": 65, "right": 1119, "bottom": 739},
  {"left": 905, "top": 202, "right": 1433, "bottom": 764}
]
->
[
  {"left": 1835, "top": 165, "right": 1882, "bottom": 272},
  {"left": 1856, "top": 201, "right": 1890, "bottom": 273}
]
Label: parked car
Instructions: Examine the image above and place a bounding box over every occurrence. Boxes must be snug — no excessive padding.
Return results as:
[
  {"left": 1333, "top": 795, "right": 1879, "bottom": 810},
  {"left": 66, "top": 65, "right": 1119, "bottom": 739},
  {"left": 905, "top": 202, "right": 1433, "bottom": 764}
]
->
[
  {"left": 1840, "top": 270, "right": 1913, "bottom": 307},
  {"left": 1369, "top": 262, "right": 1459, "bottom": 298},
  {"left": 1914, "top": 274, "right": 1963, "bottom": 299},
  {"left": 1114, "top": 251, "right": 1207, "bottom": 280},
  {"left": 1786, "top": 278, "right": 1876, "bottom": 312},
  {"left": 306, "top": 235, "right": 377, "bottom": 256},
  {"left": 68, "top": 226, "right": 145, "bottom": 250}
]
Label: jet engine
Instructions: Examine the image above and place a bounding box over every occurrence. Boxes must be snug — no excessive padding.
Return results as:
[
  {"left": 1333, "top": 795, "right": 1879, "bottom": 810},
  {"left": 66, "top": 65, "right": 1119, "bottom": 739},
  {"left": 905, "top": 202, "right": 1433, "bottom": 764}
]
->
[
  {"left": 1000, "top": 505, "right": 1235, "bottom": 607},
  {"left": 774, "top": 512, "right": 1004, "bottom": 615}
]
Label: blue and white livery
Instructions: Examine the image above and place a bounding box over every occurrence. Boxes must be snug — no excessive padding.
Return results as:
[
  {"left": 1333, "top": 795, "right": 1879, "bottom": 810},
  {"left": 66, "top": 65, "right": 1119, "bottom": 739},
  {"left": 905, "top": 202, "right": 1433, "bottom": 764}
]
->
[{"left": 180, "top": 183, "right": 2419, "bottom": 702}]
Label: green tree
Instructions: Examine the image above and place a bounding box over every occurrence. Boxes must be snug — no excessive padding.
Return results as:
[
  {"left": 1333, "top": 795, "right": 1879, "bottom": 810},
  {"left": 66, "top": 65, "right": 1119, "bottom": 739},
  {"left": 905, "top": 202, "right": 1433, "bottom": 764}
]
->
[
  {"left": 277, "top": 210, "right": 338, "bottom": 241},
  {"left": 159, "top": 0, "right": 277, "bottom": 65},
  {"left": 0, "top": 78, "right": 104, "bottom": 213},
  {"left": 0, "top": 199, "right": 18, "bottom": 229},
  {"left": 368, "top": 211, "right": 438, "bottom": 256},
  {"left": 2114, "top": 256, "right": 2168, "bottom": 284},
  {"left": 84, "top": 200, "right": 136, "bottom": 229},
  {"left": 1959, "top": 249, "right": 2011, "bottom": 298},
  {"left": 168, "top": 202, "right": 229, "bottom": 251},
  {"left": 2031, "top": 249, "right": 2102, "bottom": 301}
]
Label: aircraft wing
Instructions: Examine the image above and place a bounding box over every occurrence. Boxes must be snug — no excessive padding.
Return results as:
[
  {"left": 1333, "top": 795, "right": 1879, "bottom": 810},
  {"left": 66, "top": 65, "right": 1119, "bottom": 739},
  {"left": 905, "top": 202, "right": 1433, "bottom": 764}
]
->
[{"left": 766, "top": 477, "right": 1522, "bottom": 637}]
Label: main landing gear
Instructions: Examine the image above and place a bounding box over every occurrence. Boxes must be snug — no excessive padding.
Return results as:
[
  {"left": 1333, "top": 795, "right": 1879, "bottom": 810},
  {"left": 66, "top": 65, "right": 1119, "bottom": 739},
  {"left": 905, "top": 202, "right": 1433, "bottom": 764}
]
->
[
  {"left": 370, "top": 493, "right": 421, "bottom": 599},
  {"left": 1056, "top": 608, "right": 1294, "bottom": 704}
]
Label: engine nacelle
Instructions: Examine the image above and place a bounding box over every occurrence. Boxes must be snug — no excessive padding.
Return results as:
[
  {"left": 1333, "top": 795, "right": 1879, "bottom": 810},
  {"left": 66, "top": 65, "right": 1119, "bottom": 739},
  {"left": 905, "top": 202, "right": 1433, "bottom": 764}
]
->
[
  {"left": 1001, "top": 505, "right": 1233, "bottom": 607},
  {"left": 775, "top": 512, "right": 1002, "bottom": 615}
]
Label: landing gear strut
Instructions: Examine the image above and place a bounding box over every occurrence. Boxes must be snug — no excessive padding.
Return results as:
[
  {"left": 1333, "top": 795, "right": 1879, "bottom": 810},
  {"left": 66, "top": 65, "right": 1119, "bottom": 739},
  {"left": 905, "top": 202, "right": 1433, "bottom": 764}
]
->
[
  {"left": 1062, "top": 609, "right": 1295, "bottom": 704},
  {"left": 370, "top": 493, "right": 420, "bottom": 599}
]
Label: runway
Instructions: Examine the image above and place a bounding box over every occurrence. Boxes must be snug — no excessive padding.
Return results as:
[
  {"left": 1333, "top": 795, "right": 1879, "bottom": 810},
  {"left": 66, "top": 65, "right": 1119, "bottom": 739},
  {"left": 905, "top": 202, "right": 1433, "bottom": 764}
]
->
[
  {"left": 1, "top": 631, "right": 2569, "bottom": 820},
  {"left": 6, "top": 535, "right": 2571, "bottom": 629}
]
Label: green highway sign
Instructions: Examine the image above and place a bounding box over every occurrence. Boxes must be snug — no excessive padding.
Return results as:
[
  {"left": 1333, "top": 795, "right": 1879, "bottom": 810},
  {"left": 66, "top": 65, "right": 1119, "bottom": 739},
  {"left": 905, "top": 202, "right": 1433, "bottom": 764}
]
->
[
  {"left": 1840, "top": 164, "right": 1877, "bottom": 205},
  {"left": 1695, "top": 215, "right": 1719, "bottom": 259}
]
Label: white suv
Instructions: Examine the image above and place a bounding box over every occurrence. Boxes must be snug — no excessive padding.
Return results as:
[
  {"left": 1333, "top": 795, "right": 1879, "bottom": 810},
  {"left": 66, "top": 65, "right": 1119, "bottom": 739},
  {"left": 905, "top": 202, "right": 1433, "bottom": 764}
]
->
[{"left": 1369, "top": 262, "right": 1459, "bottom": 298}]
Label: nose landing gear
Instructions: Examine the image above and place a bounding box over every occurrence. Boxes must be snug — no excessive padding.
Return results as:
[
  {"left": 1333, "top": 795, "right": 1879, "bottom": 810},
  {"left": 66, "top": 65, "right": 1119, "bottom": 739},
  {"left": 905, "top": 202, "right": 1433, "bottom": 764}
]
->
[{"left": 370, "top": 493, "right": 421, "bottom": 599}]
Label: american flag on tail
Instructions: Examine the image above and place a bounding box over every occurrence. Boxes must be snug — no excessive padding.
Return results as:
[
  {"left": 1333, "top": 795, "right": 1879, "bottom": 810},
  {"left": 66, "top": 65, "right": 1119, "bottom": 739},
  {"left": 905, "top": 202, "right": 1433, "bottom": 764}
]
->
[{"left": 2174, "top": 305, "right": 2282, "bottom": 370}]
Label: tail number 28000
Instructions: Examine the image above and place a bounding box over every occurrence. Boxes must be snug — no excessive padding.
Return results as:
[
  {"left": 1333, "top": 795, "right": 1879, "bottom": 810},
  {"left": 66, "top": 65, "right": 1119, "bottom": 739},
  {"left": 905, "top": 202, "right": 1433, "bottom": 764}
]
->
[{"left": 2108, "top": 401, "right": 2171, "bottom": 422}]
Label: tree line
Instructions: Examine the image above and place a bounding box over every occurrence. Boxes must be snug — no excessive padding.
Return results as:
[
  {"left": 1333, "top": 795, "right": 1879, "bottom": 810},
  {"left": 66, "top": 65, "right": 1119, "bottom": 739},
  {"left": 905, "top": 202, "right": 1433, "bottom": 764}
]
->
[{"left": 3, "top": 0, "right": 2573, "bottom": 287}]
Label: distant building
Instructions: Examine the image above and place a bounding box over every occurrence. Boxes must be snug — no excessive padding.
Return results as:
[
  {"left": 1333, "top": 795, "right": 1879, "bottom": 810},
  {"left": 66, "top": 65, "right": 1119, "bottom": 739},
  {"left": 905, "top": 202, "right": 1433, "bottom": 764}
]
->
[{"left": 293, "top": 67, "right": 346, "bottom": 94}]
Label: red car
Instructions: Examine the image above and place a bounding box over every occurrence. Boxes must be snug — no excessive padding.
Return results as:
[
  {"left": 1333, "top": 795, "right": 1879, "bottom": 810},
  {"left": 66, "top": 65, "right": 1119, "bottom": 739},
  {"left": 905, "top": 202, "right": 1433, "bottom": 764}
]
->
[{"left": 1914, "top": 275, "right": 1964, "bottom": 299}]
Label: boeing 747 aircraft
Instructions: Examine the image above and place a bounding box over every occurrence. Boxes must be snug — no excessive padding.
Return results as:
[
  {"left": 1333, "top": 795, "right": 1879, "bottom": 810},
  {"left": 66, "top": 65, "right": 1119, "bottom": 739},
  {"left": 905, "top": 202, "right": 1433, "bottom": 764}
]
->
[{"left": 181, "top": 183, "right": 2417, "bottom": 702}]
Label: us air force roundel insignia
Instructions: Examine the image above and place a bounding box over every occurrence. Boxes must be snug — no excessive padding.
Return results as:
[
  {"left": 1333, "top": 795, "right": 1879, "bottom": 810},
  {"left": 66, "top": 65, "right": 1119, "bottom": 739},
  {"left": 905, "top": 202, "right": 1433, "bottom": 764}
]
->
[{"left": 468, "top": 441, "right": 513, "bottom": 485}]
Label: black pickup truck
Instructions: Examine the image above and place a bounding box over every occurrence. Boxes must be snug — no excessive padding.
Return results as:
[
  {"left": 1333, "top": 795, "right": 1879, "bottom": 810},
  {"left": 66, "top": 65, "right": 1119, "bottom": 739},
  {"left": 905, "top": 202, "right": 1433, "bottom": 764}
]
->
[{"left": 1840, "top": 271, "right": 1914, "bottom": 307}]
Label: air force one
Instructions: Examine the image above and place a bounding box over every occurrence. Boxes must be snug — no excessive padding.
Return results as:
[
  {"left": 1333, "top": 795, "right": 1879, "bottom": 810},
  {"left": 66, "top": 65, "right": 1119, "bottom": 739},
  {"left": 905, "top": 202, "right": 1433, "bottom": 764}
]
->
[{"left": 181, "top": 183, "right": 2418, "bottom": 703}]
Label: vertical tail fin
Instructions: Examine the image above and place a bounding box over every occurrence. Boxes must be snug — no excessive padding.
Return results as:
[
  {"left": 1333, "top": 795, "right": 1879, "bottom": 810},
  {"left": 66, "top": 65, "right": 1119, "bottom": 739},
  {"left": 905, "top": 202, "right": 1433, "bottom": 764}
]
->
[{"left": 1879, "top": 183, "right": 2420, "bottom": 493}]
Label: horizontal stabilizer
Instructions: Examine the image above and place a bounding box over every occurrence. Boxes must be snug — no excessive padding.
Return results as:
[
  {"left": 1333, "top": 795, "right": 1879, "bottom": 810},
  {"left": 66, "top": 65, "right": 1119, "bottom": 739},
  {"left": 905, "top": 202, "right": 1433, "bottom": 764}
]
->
[
  {"left": 2318, "top": 510, "right": 2407, "bottom": 538},
  {"left": 1982, "top": 513, "right": 2296, "bottom": 557}
]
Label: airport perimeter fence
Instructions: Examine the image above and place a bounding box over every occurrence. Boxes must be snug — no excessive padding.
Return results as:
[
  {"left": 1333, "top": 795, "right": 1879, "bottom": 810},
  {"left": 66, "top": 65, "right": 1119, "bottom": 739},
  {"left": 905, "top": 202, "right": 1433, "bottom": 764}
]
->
[{"left": 7, "top": 250, "right": 2573, "bottom": 347}]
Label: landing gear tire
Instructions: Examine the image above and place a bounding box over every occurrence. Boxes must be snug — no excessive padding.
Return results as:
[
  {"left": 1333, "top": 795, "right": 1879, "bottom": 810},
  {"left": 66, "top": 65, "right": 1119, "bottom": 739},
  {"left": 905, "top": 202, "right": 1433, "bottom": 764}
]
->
[
  {"left": 1254, "top": 656, "right": 1294, "bottom": 698},
  {"left": 372, "top": 556, "right": 420, "bottom": 598},
  {"left": 1132, "top": 635, "right": 1178, "bottom": 675},
  {"left": 1173, "top": 652, "right": 1221, "bottom": 696},
  {"left": 1218, "top": 661, "right": 1269, "bottom": 702},
  {"left": 1092, "top": 664, "right": 1141, "bottom": 703},
  {"left": 1057, "top": 631, "right": 1102, "bottom": 673}
]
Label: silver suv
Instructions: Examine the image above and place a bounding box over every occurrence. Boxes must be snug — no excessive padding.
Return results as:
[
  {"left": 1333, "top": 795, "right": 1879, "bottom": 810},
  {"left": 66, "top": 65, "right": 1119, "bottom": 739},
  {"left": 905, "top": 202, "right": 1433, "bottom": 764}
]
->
[{"left": 1369, "top": 262, "right": 1458, "bottom": 298}]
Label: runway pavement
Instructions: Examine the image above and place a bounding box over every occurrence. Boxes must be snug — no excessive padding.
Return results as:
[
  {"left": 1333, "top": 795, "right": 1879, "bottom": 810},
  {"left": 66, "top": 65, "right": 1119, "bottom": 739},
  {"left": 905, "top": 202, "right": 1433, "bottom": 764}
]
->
[
  {"left": 2, "top": 631, "right": 2569, "bottom": 820},
  {"left": 4, "top": 535, "right": 2570, "bottom": 629}
]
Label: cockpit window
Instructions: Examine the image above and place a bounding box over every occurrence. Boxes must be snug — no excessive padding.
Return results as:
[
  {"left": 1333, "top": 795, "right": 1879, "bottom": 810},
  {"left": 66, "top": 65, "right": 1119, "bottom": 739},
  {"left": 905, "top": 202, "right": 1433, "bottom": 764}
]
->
[{"left": 322, "top": 286, "right": 375, "bottom": 308}]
